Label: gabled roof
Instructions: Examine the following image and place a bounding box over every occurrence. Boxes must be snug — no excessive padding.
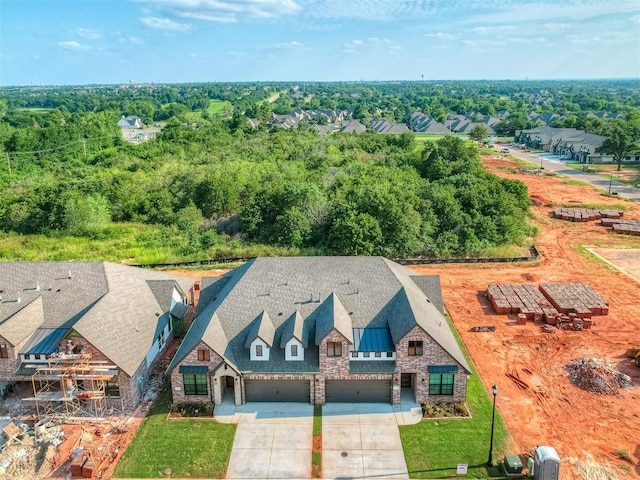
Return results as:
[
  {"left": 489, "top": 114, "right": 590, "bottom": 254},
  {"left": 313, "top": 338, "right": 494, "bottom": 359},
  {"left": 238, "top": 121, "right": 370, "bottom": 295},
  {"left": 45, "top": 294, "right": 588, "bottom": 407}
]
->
[
  {"left": 245, "top": 311, "right": 275, "bottom": 347},
  {"left": 314, "top": 292, "right": 353, "bottom": 345},
  {"left": 0, "top": 296, "right": 45, "bottom": 346},
  {"left": 168, "top": 257, "right": 470, "bottom": 374},
  {"left": 280, "top": 310, "right": 308, "bottom": 348},
  {"left": 0, "top": 262, "right": 194, "bottom": 377}
]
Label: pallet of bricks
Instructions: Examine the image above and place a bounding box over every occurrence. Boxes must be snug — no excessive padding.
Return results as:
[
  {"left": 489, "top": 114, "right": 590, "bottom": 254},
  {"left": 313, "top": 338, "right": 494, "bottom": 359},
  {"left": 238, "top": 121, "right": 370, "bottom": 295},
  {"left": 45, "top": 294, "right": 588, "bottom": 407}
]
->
[
  {"left": 539, "top": 283, "right": 608, "bottom": 330},
  {"left": 552, "top": 207, "right": 623, "bottom": 222},
  {"left": 487, "top": 284, "right": 558, "bottom": 324},
  {"left": 603, "top": 218, "right": 640, "bottom": 236}
]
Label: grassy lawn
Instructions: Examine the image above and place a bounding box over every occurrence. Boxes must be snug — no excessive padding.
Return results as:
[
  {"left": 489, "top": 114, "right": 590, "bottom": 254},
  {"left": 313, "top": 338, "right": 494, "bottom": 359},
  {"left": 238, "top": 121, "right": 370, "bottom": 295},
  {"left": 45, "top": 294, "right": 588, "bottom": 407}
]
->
[
  {"left": 114, "top": 388, "right": 236, "bottom": 478},
  {"left": 415, "top": 133, "right": 468, "bottom": 143},
  {"left": 565, "top": 162, "right": 640, "bottom": 186},
  {"left": 312, "top": 405, "right": 322, "bottom": 477},
  {"left": 400, "top": 317, "right": 511, "bottom": 479},
  {"left": 207, "top": 99, "right": 233, "bottom": 116}
]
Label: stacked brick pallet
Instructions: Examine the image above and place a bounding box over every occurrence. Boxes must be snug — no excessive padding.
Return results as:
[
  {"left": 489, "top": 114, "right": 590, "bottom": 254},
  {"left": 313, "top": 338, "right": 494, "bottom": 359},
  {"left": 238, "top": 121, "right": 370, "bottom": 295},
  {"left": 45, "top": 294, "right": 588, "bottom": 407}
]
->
[
  {"left": 612, "top": 222, "right": 640, "bottom": 236},
  {"left": 487, "top": 284, "right": 557, "bottom": 323},
  {"left": 539, "top": 283, "right": 609, "bottom": 318},
  {"left": 487, "top": 282, "right": 608, "bottom": 330},
  {"left": 552, "top": 207, "right": 623, "bottom": 222}
]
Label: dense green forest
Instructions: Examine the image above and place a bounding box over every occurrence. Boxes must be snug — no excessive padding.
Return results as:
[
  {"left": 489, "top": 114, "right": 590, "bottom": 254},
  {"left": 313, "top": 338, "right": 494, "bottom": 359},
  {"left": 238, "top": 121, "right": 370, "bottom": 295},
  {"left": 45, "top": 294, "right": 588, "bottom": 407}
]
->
[{"left": 1, "top": 80, "right": 638, "bottom": 263}]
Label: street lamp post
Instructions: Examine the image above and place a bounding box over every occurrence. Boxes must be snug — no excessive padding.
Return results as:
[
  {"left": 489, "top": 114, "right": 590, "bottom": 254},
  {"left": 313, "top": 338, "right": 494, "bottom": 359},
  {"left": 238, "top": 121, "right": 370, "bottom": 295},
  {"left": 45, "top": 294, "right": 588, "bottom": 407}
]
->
[
  {"left": 608, "top": 172, "right": 613, "bottom": 194},
  {"left": 487, "top": 385, "right": 498, "bottom": 467},
  {"left": 540, "top": 156, "right": 544, "bottom": 170}
]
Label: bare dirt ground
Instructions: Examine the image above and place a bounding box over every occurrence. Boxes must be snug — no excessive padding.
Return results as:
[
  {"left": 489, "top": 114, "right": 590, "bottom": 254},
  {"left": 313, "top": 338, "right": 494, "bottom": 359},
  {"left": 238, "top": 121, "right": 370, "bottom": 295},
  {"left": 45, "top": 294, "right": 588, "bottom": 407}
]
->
[
  {"left": 164, "top": 156, "right": 640, "bottom": 479},
  {"left": 410, "top": 156, "right": 640, "bottom": 479}
]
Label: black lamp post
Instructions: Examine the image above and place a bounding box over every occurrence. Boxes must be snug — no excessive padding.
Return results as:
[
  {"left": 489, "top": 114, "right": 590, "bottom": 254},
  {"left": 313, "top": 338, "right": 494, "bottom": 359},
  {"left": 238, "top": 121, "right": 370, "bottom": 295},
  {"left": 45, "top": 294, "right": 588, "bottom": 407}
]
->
[{"left": 487, "top": 385, "right": 498, "bottom": 466}]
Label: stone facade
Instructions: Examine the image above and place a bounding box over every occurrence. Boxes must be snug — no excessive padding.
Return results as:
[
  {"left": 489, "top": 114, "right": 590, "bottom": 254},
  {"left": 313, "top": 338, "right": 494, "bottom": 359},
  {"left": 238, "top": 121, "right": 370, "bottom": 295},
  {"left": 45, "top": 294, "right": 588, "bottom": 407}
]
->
[{"left": 395, "top": 325, "right": 467, "bottom": 403}]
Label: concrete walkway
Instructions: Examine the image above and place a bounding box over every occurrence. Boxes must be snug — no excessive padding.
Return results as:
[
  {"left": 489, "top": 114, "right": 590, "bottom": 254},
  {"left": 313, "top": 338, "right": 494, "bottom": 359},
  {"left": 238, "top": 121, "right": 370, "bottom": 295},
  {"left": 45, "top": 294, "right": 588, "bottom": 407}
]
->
[
  {"left": 503, "top": 146, "right": 640, "bottom": 202},
  {"left": 216, "top": 402, "right": 313, "bottom": 479},
  {"left": 322, "top": 400, "right": 422, "bottom": 480}
]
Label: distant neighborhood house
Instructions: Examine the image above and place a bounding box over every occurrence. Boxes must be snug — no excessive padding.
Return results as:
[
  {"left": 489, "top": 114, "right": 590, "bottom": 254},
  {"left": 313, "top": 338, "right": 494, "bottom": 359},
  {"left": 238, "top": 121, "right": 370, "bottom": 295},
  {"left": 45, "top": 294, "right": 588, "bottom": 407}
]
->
[
  {"left": 515, "top": 126, "right": 638, "bottom": 164},
  {"left": 117, "top": 115, "right": 144, "bottom": 129}
]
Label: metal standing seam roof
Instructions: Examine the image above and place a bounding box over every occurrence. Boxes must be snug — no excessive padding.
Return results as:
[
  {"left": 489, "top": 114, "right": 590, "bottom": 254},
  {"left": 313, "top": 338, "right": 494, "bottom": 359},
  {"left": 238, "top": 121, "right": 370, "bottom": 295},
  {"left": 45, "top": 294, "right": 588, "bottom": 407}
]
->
[
  {"left": 19, "top": 327, "right": 69, "bottom": 355},
  {"left": 352, "top": 328, "right": 394, "bottom": 352}
]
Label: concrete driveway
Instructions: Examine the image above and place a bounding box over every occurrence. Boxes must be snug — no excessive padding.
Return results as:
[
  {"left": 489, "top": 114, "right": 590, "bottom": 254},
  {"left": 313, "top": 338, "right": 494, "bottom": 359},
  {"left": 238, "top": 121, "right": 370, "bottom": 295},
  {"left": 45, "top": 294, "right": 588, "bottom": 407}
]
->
[
  {"left": 216, "top": 402, "right": 313, "bottom": 479},
  {"left": 322, "top": 402, "right": 422, "bottom": 479}
]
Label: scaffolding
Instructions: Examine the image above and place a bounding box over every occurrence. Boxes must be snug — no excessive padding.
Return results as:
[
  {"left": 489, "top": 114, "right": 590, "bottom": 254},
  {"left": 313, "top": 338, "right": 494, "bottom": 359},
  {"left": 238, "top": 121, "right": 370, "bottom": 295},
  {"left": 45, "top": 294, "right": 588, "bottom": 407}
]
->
[{"left": 25, "top": 354, "right": 119, "bottom": 420}]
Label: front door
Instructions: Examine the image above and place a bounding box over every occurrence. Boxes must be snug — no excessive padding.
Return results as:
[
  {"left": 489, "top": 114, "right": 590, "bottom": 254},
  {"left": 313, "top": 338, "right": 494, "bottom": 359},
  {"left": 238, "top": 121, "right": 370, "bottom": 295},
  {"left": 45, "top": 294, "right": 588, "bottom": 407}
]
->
[{"left": 401, "top": 373, "right": 413, "bottom": 388}]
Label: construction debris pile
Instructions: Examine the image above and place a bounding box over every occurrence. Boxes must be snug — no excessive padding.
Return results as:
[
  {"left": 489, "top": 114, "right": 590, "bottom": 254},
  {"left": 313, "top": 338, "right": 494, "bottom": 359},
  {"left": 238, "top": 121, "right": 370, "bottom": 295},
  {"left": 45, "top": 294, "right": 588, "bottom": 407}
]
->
[
  {"left": 551, "top": 207, "right": 623, "bottom": 222},
  {"left": 487, "top": 282, "right": 608, "bottom": 328},
  {"left": 565, "top": 357, "right": 633, "bottom": 395}
]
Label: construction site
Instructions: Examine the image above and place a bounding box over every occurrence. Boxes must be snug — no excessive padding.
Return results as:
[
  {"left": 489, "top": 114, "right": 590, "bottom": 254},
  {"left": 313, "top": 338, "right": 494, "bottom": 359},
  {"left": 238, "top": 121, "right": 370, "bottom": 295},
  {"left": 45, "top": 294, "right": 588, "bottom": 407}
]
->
[{"left": 0, "top": 334, "right": 180, "bottom": 479}]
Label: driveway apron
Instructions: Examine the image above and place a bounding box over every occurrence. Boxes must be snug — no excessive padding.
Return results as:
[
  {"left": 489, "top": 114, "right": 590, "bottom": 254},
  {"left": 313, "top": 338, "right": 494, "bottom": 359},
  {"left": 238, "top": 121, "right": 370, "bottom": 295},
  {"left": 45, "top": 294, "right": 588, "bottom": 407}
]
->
[
  {"left": 322, "top": 402, "right": 421, "bottom": 479},
  {"left": 218, "top": 402, "right": 313, "bottom": 479}
]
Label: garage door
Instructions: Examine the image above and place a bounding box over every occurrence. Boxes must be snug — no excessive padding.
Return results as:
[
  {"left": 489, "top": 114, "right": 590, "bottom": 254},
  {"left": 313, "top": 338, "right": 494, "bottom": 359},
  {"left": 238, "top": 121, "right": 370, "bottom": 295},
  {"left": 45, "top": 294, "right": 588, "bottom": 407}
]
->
[
  {"left": 325, "top": 380, "right": 391, "bottom": 403},
  {"left": 244, "top": 379, "right": 310, "bottom": 402}
]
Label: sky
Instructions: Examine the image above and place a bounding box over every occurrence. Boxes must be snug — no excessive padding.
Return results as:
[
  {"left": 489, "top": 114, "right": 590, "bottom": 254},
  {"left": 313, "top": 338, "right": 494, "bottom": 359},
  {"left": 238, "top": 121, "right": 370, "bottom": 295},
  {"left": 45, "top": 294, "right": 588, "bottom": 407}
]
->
[{"left": 0, "top": 0, "right": 639, "bottom": 86}]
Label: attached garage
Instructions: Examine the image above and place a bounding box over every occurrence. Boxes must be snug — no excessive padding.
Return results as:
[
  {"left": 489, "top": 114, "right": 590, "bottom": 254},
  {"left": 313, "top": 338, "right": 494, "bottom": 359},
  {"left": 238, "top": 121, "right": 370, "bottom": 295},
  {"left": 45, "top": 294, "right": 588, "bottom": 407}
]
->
[
  {"left": 244, "top": 379, "right": 310, "bottom": 402},
  {"left": 325, "top": 379, "right": 391, "bottom": 403}
]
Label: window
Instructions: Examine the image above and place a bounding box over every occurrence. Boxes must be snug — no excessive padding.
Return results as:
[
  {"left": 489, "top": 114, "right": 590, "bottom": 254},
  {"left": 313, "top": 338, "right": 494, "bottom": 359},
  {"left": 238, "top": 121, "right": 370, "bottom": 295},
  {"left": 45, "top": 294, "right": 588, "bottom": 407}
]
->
[
  {"left": 105, "top": 379, "right": 120, "bottom": 397},
  {"left": 24, "top": 354, "right": 31, "bottom": 360},
  {"left": 290, "top": 344, "right": 298, "bottom": 357},
  {"left": 34, "top": 354, "right": 41, "bottom": 360},
  {"left": 351, "top": 351, "right": 358, "bottom": 358},
  {"left": 197, "top": 349, "right": 210, "bottom": 361},
  {"left": 327, "top": 341, "right": 342, "bottom": 357},
  {"left": 408, "top": 341, "right": 423, "bottom": 356},
  {"left": 375, "top": 352, "right": 382, "bottom": 358},
  {"left": 429, "top": 373, "right": 454, "bottom": 395},
  {"left": 0, "top": 345, "right": 8, "bottom": 359},
  {"left": 183, "top": 373, "right": 208, "bottom": 395},
  {"left": 363, "top": 352, "right": 370, "bottom": 358},
  {"left": 386, "top": 352, "right": 393, "bottom": 358},
  {"left": 256, "top": 345, "right": 263, "bottom": 357}
]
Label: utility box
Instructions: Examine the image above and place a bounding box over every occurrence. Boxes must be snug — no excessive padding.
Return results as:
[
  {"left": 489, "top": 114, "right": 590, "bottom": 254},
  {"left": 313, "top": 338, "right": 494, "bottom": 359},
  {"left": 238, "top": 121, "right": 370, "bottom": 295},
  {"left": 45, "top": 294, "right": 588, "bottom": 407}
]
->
[
  {"left": 534, "top": 446, "right": 560, "bottom": 480},
  {"left": 503, "top": 455, "right": 523, "bottom": 476}
]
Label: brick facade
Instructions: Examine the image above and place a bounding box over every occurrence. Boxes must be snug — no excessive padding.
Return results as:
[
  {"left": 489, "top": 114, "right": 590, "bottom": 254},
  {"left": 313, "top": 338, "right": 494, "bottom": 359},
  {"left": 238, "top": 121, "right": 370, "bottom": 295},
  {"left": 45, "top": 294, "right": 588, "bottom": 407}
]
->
[
  {"left": 0, "top": 335, "right": 24, "bottom": 382},
  {"left": 170, "top": 341, "right": 224, "bottom": 404},
  {"left": 171, "top": 322, "right": 468, "bottom": 406},
  {"left": 395, "top": 325, "right": 467, "bottom": 403}
]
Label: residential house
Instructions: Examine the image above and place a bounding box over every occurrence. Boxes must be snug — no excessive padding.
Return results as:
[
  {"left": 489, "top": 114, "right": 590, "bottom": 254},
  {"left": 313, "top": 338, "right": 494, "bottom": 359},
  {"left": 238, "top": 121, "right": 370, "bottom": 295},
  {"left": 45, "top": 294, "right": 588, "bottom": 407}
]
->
[
  {"left": 167, "top": 257, "right": 471, "bottom": 406},
  {"left": 117, "top": 115, "right": 144, "bottom": 129},
  {"left": 369, "top": 118, "right": 411, "bottom": 134},
  {"left": 409, "top": 112, "right": 449, "bottom": 134},
  {"left": 0, "top": 262, "right": 194, "bottom": 413},
  {"left": 339, "top": 119, "right": 366, "bottom": 134}
]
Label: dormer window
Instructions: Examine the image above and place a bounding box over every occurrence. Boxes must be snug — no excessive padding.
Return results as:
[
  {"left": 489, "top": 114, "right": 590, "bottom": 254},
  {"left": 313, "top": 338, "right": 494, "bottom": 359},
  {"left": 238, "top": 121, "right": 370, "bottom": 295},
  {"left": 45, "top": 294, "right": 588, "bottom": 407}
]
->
[
  {"left": 197, "top": 349, "right": 210, "bottom": 361},
  {"left": 284, "top": 338, "right": 304, "bottom": 361},
  {"left": 249, "top": 338, "right": 270, "bottom": 361}
]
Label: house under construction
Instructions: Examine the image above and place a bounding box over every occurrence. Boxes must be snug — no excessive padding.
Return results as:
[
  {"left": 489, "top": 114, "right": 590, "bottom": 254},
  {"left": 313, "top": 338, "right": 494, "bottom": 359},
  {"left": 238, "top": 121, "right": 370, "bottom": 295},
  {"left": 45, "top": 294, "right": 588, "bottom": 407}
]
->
[{"left": 24, "top": 353, "right": 120, "bottom": 419}]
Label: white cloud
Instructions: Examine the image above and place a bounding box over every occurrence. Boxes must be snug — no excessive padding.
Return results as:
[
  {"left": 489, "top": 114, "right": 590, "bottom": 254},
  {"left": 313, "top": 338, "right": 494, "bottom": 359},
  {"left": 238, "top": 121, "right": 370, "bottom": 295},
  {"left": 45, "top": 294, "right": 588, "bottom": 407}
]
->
[
  {"left": 140, "top": 16, "right": 191, "bottom": 31},
  {"left": 471, "top": 25, "right": 516, "bottom": 34},
  {"left": 118, "top": 36, "right": 145, "bottom": 45},
  {"left": 343, "top": 37, "right": 400, "bottom": 54},
  {"left": 425, "top": 32, "right": 456, "bottom": 40},
  {"left": 632, "top": 14, "right": 640, "bottom": 24},
  {"left": 57, "top": 40, "right": 92, "bottom": 51},
  {"left": 136, "top": 0, "right": 301, "bottom": 23},
  {"left": 73, "top": 28, "right": 102, "bottom": 39},
  {"left": 273, "top": 41, "right": 304, "bottom": 49}
]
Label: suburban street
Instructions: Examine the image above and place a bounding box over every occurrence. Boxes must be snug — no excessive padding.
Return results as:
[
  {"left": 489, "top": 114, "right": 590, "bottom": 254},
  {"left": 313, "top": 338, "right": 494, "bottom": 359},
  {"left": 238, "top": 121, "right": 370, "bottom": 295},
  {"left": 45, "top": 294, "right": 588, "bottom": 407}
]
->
[{"left": 497, "top": 144, "right": 640, "bottom": 202}]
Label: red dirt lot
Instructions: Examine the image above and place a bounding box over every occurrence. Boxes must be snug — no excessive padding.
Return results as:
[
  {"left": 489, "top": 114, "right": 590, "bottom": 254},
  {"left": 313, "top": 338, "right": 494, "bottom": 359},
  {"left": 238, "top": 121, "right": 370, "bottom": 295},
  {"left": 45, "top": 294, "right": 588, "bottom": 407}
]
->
[
  {"left": 410, "top": 156, "right": 640, "bottom": 479},
  {"left": 167, "top": 156, "right": 640, "bottom": 479}
]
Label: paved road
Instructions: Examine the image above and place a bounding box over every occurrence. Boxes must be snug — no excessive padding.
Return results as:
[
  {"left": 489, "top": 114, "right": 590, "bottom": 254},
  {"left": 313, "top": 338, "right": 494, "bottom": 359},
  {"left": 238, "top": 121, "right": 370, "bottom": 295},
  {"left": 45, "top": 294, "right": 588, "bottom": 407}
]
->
[{"left": 498, "top": 145, "right": 640, "bottom": 202}]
